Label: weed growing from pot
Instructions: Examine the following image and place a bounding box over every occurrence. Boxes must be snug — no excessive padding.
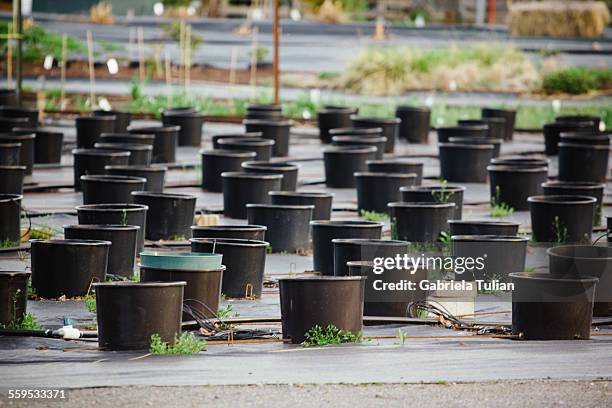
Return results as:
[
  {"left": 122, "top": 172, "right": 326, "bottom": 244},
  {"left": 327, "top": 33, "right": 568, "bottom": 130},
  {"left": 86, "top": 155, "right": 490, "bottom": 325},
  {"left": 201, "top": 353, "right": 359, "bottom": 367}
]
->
[
  {"left": 431, "top": 180, "right": 453, "bottom": 203},
  {"left": 0, "top": 239, "right": 18, "bottom": 248},
  {"left": 390, "top": 217, "right": 398, "bottom": 240},
  {"left": 119, "top": 209, "right": 128, "bottom": 226},
  {"left": 149, "top": 332, "right": 206, "bottom": 355},
  {"left": 359, "top": 209, "right": 389, "bottom": 222},
  {"left": 301, "top": 324, "right": 363, "bottom": 347},
  {"left": 552, "top": 216, "right": 568, "bottom": 244},
  {"left": 438, "top": 231, "right": 451, "bottom": 254},
  {"left": 490, "top": 187, "right": 514, "bottom": 218}
]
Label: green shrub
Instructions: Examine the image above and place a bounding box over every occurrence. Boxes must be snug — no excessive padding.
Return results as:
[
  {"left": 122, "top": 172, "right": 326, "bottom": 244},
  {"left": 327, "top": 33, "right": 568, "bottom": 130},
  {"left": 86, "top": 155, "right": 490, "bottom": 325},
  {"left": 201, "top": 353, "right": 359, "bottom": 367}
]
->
[{"left": 542, "top": 67, "right": 612, "bottom": 94}]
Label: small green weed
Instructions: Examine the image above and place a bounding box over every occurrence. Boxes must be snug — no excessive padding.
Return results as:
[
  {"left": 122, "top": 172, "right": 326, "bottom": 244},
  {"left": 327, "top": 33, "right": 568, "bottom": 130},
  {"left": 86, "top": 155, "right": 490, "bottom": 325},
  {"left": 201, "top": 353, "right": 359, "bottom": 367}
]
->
[
  {"left": 490, "top": 186, "right": 514, "bottom": 218},
  {"left": 84, "top": 294, "right": 97, "bottom": 314},
  {"left": 359, "top": 209, "right": 389, "bottom": 222},
  {"left": 552, "top": 216, "right": 568, "bottom": 244},
  {"left": 149, "top": 332, "right": 206, "bottom": 355},
  {"left": 302, "top": 324, "right": 363, "bottom": 347}
]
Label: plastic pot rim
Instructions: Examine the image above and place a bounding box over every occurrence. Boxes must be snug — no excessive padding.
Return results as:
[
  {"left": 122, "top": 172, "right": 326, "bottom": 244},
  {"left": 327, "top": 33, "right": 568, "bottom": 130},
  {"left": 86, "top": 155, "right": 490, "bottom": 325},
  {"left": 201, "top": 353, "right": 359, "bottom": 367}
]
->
[
  {"left": 354, "top": 171, "right": 417, "bottom": 179},
  {"left": 242, "top": 119, "right": 294, "bottom": 127},
  {"left": 93, "top": 280, "right": 187, "bottom": 288},
  {"left": 351, "top": 116, "right": 400, "bottom": 125},
  {"left": 63, "top": 224, "right": 141, "bottom": 232},
  {"left": 75, "top": 203, "right": 149, "bottom": 212},
  {"left": 80, "top": 175, "right": 147, "bottom": 184},
  {"left": 105, "top": 165, "right": 168, "bottom": 173},
  {"left": 242, "top": 161, "right": 299, "bottom": 171},
  {"left": 388, "top": 201, "right": 456, "bottom": 209},
  {"left": 189, "top": 237, "right": 270, "bottom": 248},
  {"left": 127, "top": 125, "right": 180, "bottom": 133},
  {"left": 269, "top": 191, "right": 333, "bottom": 198},
  {"left": 527, "top": 195, "right": 597, "bottom": 205},
  {"left": 547, "top": 245, "right": 612, "bottom": 262},
  {"left": 245, "top": 203, "right": 315, "bottom": 211},
  {"left": 331, "top": 238, "right": 410, "bottom": 246},
  {"left": 131, "top": 191, "right": 196, "bottom": 200},
  {"left": 310, "top": 220, "right": 383, "bottom": 227},
  {"left": 191, "top": 224, "right": 267, "bottom": 232},
  {"left": 72, "top": 148, "right": 131, "bottom": 157},
  {"left": 30, "top": 238, "right": 112, "bottom": 247},
  {"left": 509, "top": 272, "right": 598, "bottom": 284},
  {"left": 450, "top": 234, "right": 529, "bottom": 243},
  {"left": 399, "top": 185, "right": 465, "bottom": 193},
  {"left": 221, "top": 171, "right": 283, "bottom": 180}
]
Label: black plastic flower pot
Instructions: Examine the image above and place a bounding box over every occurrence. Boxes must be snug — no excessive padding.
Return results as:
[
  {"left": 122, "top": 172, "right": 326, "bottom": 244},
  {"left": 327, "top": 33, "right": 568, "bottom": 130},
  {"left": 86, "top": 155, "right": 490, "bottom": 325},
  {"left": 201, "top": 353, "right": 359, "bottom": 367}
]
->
[
  {"left": 0, "top": 106, "right": 38, "bottom": 127},
  {"left": 278, "top": 276, "right": 366, "bottom": 344},
  {"left": 366, "top": 160, "right": 424, "bottom": 185},
  {"left": 75, "top": 115, "right": 116, "bottom": 148},
  {"left": 105, "top": 165, "right": 167, "bottom": 193},
  {"left": 94, "top": 281, "right": 186, "bottom": 350},
  {"left": 243, "top": 119, "right": 293, "bottom": 157},
  {"left": 191, "top": 224, "right": 267, "bottom": 241},
  {"left": 72, "top": 149, "right": 131, "bottom": 191},
  {"left": 30, "top": 239, "right": 111, "bottom": 298},
  {"left": 490, "top": 156, "right": 548, "bottom": 169},
  {"left": 217, "top": 137, "right": 275, "bottom": 161},
  {"left": 211, "top": 132, "right": 262, "bottom": 149},
  {"left": 317, "top": 107, "right": 357, "bottom": 143},
  {"left": 333, "top": 238, "right": 410, "bottom": 277},
  {"left": 311, "top": 220, "right": 383, "bottom": 276},
  {"left": 608, "top": 216, "right": 612, "bottom": 243},
  {"left": 448, "top": 220, "right": 519, "bottom": 236},
  {"left": 64, "top": 224, "right": 139, "bottom": 278},
  {"left": 128, "top": 125, "right": 179, "bottom": 163},
  {"left": 100, "top": 132, "right": 155, "bottom": 146},
  {"left": 510, "top": 272, "right": 597, "bottom": 340},
  {"left": 458, "top": 118, "right": 506, "bottom": 140},
  {"left": 482, "top": 108, "right": 516, "bottom": 141},
  {"left": 528, "top": 195, "right": 596, "bottom": 244},
  {"left": 13, "top": 127, "right": 63, "bottom": 164},
  {"left": 329, "top": 127, "right": 383, "bottom": 138},
  {"left": 388, "top": 202, "right": 454, "bottom": 243},
  {"left": 439, "top": 143, "right": 494, "bottom": 183},
  {"left": 542, "top": 181, "right": 605, "bottom": 226},
  {"left": 395, "top": 106, "right": 430, "bottom": 143},
  {"left": 448, "top": 136, "right": 502, "bottom": 157},
  {"left": 437, "top": 125, "right": 488, "bottom": 143},
  {"left": 543, "top": 121, "right": 592, "bottom": 156},
  {"left": 332, "top": 135, "right": 387, "bottom": 160},
  {"left": 558, "top": 143, "right": 609, "bottom": 183},
  {"left": 0, "top": 194, "right": 21, "bottom": 243},
  {"left": 81, "top": 175, "right": 147, "bottom": 205},
  {"left": 548, "top": 245, "right": 612, "bottom": 317},
  {"left": 323, "top": 145, "right": 377, "bottom": 188},
  {"left": 351, "top": 117, "right": 400, "bottom": 153},
  {"left": 93, "top": 110, "right": 132, "bottom": 133},
  {"left": 76, "top": 204, "right": 148, "bottom": 253},
  {"left": 162, "top": 111, "right": 205, "bottom": 146},
  {"left": 555, "top": 115, "right": 601, "bottom": 132},
  {"left": 400, "top": 185, "right": 465, "bottom": 219},
  {"left": 0, "top": 270, "right": 30, "bottom": 327},
  {"left": 0, "top": 116, "right": 28, "bottom": 132},
  {"left": 221, "top": 172, "right": 282, "bottom": 219},
  {"left": 0, "top": 132, "right": 34, "bottom": 175},
  {"left": 487, "top": 165, "right": 548, "bottom": 211},
  {"left": 0, "top": 166, "right": 25, "bottom": 194},
  {"left": 0, "top": 142, "right": 21, "bottom": 165},
  {"left": 246, "top": 204, "right": 313, "bottom": 253},
  {"left": 559, "top": 132, "right": 610, "bottom": 146},
  {"left": 246, "top": 104, "right": 283, "bottom": 120},
  {"left": 190, "top": 238, "right": 268, "bottom": 298},
  {"left": 0, "top": 89, "right": 17, "bottom": 106},
  {"left": 270, "top": 191, "right": 333, "bottom": 221},
  {"left": 94, "top": 142, "right": 153, "bottom": 166},
  {"left": 131, "top": 192, "right": 196, "bottom": 241},
  {"left": 242, "top": 161, "right": 299, "bottom": 191},
  {"left": 200, "top": 149, "right": 257, "bottom": 193},
  {"left": 355, "top": 172, "right": 417, "bottom": 213}
]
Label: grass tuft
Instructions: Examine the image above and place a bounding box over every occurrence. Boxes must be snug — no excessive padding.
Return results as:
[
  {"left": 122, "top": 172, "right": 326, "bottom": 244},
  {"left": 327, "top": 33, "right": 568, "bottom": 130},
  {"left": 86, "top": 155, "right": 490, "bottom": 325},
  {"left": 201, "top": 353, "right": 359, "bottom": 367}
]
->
[
  {"left": 149, "top": 332, "right": 206, "bottom": 355},
  {"left": 302, "top": 324, "right": 363, "bottom": 347}
]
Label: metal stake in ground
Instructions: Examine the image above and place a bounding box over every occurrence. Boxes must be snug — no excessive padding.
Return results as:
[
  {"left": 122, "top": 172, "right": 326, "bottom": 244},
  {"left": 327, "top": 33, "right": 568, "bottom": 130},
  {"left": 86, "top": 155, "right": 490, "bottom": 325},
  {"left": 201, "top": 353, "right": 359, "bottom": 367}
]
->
[{"left": 273, "top": 0, "right": 279, "bottom": 104}]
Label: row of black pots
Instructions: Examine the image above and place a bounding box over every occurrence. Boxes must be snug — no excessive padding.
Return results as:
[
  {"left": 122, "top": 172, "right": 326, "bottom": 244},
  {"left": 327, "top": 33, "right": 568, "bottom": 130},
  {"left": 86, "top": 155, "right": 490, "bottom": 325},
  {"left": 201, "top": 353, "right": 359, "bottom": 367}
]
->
[
  {"left": 161, "top": 109, "right": 205, "bottom": 146},
  {"left": 105, "top": 164, "right": 167, "bottom": 193},
  {"left": 331, "top": 135, "right": 387, "bottom": 159},
  {"left": 0, "top": 131, "right": 34, "bottom": 175},
  {"left": 543, "top": 120, "right": 594, "bottom": 156},
  {"left": 94, "top": 142, "right": 153, "bottom": 166},
  {"left": 243, "top": 119, "right": 292, "bottom": 157},
  {"left": 317, "top": 106, "right": 357, "bottom": 143},
  {"left": 128, "top": 125, "right": 179, "bottom": 163}
]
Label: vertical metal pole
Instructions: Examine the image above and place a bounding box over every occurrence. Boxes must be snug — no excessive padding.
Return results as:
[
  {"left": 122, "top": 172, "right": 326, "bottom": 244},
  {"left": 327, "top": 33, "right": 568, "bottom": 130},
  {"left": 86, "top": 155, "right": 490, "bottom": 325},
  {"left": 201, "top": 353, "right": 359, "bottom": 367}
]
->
[
  {"left": 60, "top": 34, "right": 67, "bottom": 111},
  {"left": 14, "top": 0, "right": 23, "bottom": 105},
  {"left": 272, "top": 0, "right": 279, "bottom": 105},
  {"left": 86, "top": 30, "right": 95, "bottom": 107}
]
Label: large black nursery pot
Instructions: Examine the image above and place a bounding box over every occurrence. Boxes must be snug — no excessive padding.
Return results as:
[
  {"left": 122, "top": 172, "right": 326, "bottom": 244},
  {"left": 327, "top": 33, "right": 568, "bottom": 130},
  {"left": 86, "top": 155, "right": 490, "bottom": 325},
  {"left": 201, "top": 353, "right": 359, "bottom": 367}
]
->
[
  {"left": 333, "top": 238, "right": 410, "bottom": 277},
  {"left": 395, "top": 106, "right": 430, "bottom": 143},
  {"left": 0, "top": 89, "right": 17, "bottom": 106},
  {"left": 355, "top": 172, "right": 417, "bottom": 213},
  {"left": 439, "top": 143, "right": 494, "bottom": 182},
  {"left": 0, "top": 194, "right": 22, "bottom": 243},
  {"left": 0, "top": 165, "right": 26, "bottom": 194},
  {"left": 128, "top": 125, "right": 179, "bottom": 163},
  {"left": 211, "top": 132, "right": 262, "bottom": 149},
  {"left": 556, "top": 115, "right": 602, "bottom": 132},
  {"left": 449, "top": 220, "right": 519, "bottom": 236},
  {"left": 131, "top": 192, "right": 196, "bottom": 241},
  {"left": 64, "top": 224, "right": 139, "bottom": 278},
  {"left": 510, "top": 272, "right": 597, "bottom": 340},
  {"left": 558, "top": 143, "right": 609, "bottom": 183},
  {"left": 559, "top": 132, "right": 610, "bottom": 146},
  {"left": 0, "top": 141, "right": 21, "bottom": 165},
  {"left": 100, "top": 132, "right": 155, "bottom": 146},
  {"left": 323, "top": 145, "right": 377, "bottom": 188},
  {"left": 242, "top": 161, "right": 299, "bottom": 191},
  {"left": 94, "top": 281, "right": 185, "bottom": 350},
  {"left": 270, "top": 191, "right": 333, "bottom": 221},
  {"left": 30, "top": 239, "right": 111, "bottom": 298},
  {"left": 543, "top": 121, "right": 592, "bottom": 156},
  {"left": 279, "top": 276, "right": 366, "bottom": 344},
  {"left": 246, "top": 104, "right": 283, "bottom": 120},
  {"left": 94, "top": 142, "right": 153, "bottom": 166},
  {"left": 93, "top": 110, "right": 131, "bottom": 133},
  {"left": 311, "top": 220, "right": 383, "bottom": 276},
  {"left": 246, "top": 204, "right": 313, "bottom": 253},
  {"left": 191, "top": 224, "right": 267, "bottom": 241},
  {"left": 317, "top": 106, "right": 357, "bottom": 143},
  {"left": 437, "top": 125, "right": 488, "bottom": 143},
  {"left": 490, "top": 156, "right": 548, "bottom": 169},
  {"left": 400, "top": 185, "right": 465, "bottom": 219},
  {"left": 549, "top": 245, "right": 612, "bottom": 316},
  {"left": 76, "top": 203, "right": 148, "bottom": 253},
  {"left": 482, "top": 107, "right": 516, "bottom": 141},
  {"left": 76, "top": 115, "right": 116, "bottom": 148},
  {"left": 190, "top": 238, "right": 268, "bottom": 298},
  {"left": 243, "top": 119, "right": 292, "bottom": 157},
  {"left": 0, "top": 270, "right": 30, "bottom": 327},
  {"left": 72, "top": 148, "right": 131, "bottom": 191},
  {"left": 388, "top": 202, "right": 455, "bottom": 243},
  {"left": 162, "top": 110, "right": 205, "bottom": 146},
  {"left": 448, "top": 136, "right": 502, "bottom": 158},
  {"left": 332, "top": 135, "right": 387, "bottom": 160},
  {"left": 13, "top": 127, "right": 63, "bottom": 164},
  {"left": 352, "top": 116, "right": 400, "bottom": 153},
  {"left": 217, "top": 137, "right": 275, "bottom": 161},
  {"left": 367, "top": 159, "right": 424, "bottom": 185},
  {"left": 487, "top": 165, "right": 548, "bottom": 211},
  {"left": 542, "top": 181, "right": 605, "bottom": 226},
  {"left": 458, "top": 118, "right": 506, "bottom": 140},
  {"left": 105, "top": 164, "right": 167, "bottom": 193},
  {"left": 221, "top": 172, "right": 282, "bottom": 219},
  {"left": 528, "top": 195, "right": 596, "bottom": 244},
  {"left": 0, "top": 106, "right": 38, "bottom": 127},
  {"left": 200, "top": 149, "right": 256, "bottom": 192},
  {"left": 0, "top": 132, "right": 34, "bottom": 176},
  {"left": 81, "top": 175, "right": 147, "bottom": 205},
  {"left": 0, "top": 116, "right": 28, "bottom": 132}
]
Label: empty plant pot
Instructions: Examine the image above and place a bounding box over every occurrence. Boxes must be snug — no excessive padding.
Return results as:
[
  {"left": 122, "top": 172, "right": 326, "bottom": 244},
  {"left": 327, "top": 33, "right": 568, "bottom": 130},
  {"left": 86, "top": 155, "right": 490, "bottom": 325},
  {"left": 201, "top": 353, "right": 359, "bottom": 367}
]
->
[
  {"left": 510, "top": 272, "right": 597, "bottom": 340},
  {"left": 558, "top": 143, "right": 609, "bottom": 183},
  {"left": 76, "top": 115, "right": 116, "bottom": 148},
  {"left": 458, "top": 118, "right": 506, "bottom": 140},
  {"left": 13, "top": 127, "right": 63, "bottom": 164},
  {"left": 323, "top": 145, "right": 377, "bottom": 188},
  {"left": 437, "top": 125, "right": 488, "bottom": 143},
  {"left": 0, "top": 116, "right": 28, "bottom": 132},
  {"left": 270, "top": 191, "right": 333, "bottom": 221},
  {"left": 439, "top": 143, "right": 494, "bottom": 183},
  {"left": 449, "top": 220, "right": 519, "bottom": 236},
  {"left": 105, "top": 165, "right": 167, "bottom": 193},
  {"left": 352, "top": 117, "right": 400, "bottom": 153},
  {"left": 0, "top": 194, "right": 22, "bottom": 243},
  {"left": 543, "top": 122, "right": 592, "bottom": 156},
  {"left": 94, "top": 110, "right": 132, "bottom": 133},
  {"left": 81, "top": 174, "right": 146, "bottom": 205},
  {"left": 487, "top": 165, "right": 548, "bottom": 212},
  {"left": 355, "top": 172, "right": 417, "bottom": 213},
  {"left": 211, "top": 132, "right": 262, "bottom": 149},
  {"left": 542, "top": 181, "right": 605, "bottom": 226},
  {"left": 100, "top": 132, "right": 155, "bottom": 146},
  {"left": 190, "top": 238, "right": 268, "bottom": 298},
  {"left": 278, "top": 276, "right": 366, "bottom": 344},
  {"left": 332, "top": 135, "right": 387, "bottom": 159},
  {"left": 162, "top": 110, "right": 205, "bottom": 146},
  {"left": 217, "top": 137, "right": 275, "bottom": 161},
  {"left": 128, "top": 125, "right": 179, "bottom": 163},
  {"left": 201, "top": 149, "right": 257, "bottom": 193},
  {"left": 243, "top": 119, "right": 293, "bottom": 157},
  {"left": 246, "top": 104, "right": 283, "bottom": 120},
  {"left": 448, "top": 136, "right": 502, "bottom": 157},
  {"left": 94, "top": 142, "right": 153, "bottom": 166},
  {"left": 131, "top": 192, "right": 196, "bottom": 241},
  {"left": 0, "top": 132, "right": 34, "bottom": 175},
  {"left": 395, "top": 106, "right": 430, "bottom": 143},
  {"left": 556, "top": 115, "right": 601, "bottom": 132},
  {"left": 333, "top": 238, "right": 410, "bottom": 277},
  {"left": 0, "top": 142, "right": 21, "bottom": 165},
  {"left": 30, "top": 239, "right": 111, "bottom": 298},
  {"left": 72, "top": 148, "right": 131, "bottom": 191},
  {"left": 388, "top": 202, "right": 455, "bottom": 243},
  {"left": 559, "top": 132, "right": 610, "bottom": 146},
  {"left": 400, "top": 185, "right": 465, "bottom": 219},
  {"left": 94, "top": 281, "right": 186, "bottom": 350},
  {"left": 0, "top": 270, "right": 30, "bottom": 327},
  {"left": 311, "top": 220, "right": 383, "bottom": 276},
  {"left": 367, "top": 160, "right": 424, "bottom": 185},
  {"left": 482, "top": 108, "right": 516, "bottom": 141},
  {"left": 2, "top": 106, "right": 39, "bottom": 127},
  {"left": 490, "top": 156, "right": 548, "bottom": 169},
  {"left": 221, "top": 172, "right": 282, "bottom": 219},
  {"left": 0, "top": 166, "right": 25, "bottom": 194},
  {"left": 242, "top": 161, "right": 299, "bottom": 191},
  {"left": 64, "top": 225, "right": 139, "bottom": 278},
  {"left": 246, "top": 204, "right": 313, "bottom": 253},
  {"left": 191, "top": 224, "right": 267, "bottom": 241},
  {"left": 528, "top": 195, "right": 596, "bottom": 244},
  {"left": 76, "top": 204, "right": 148, "bottom": 253},
  {"left": 317, "top": 107, "right": 357, "bottom": 143}
]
